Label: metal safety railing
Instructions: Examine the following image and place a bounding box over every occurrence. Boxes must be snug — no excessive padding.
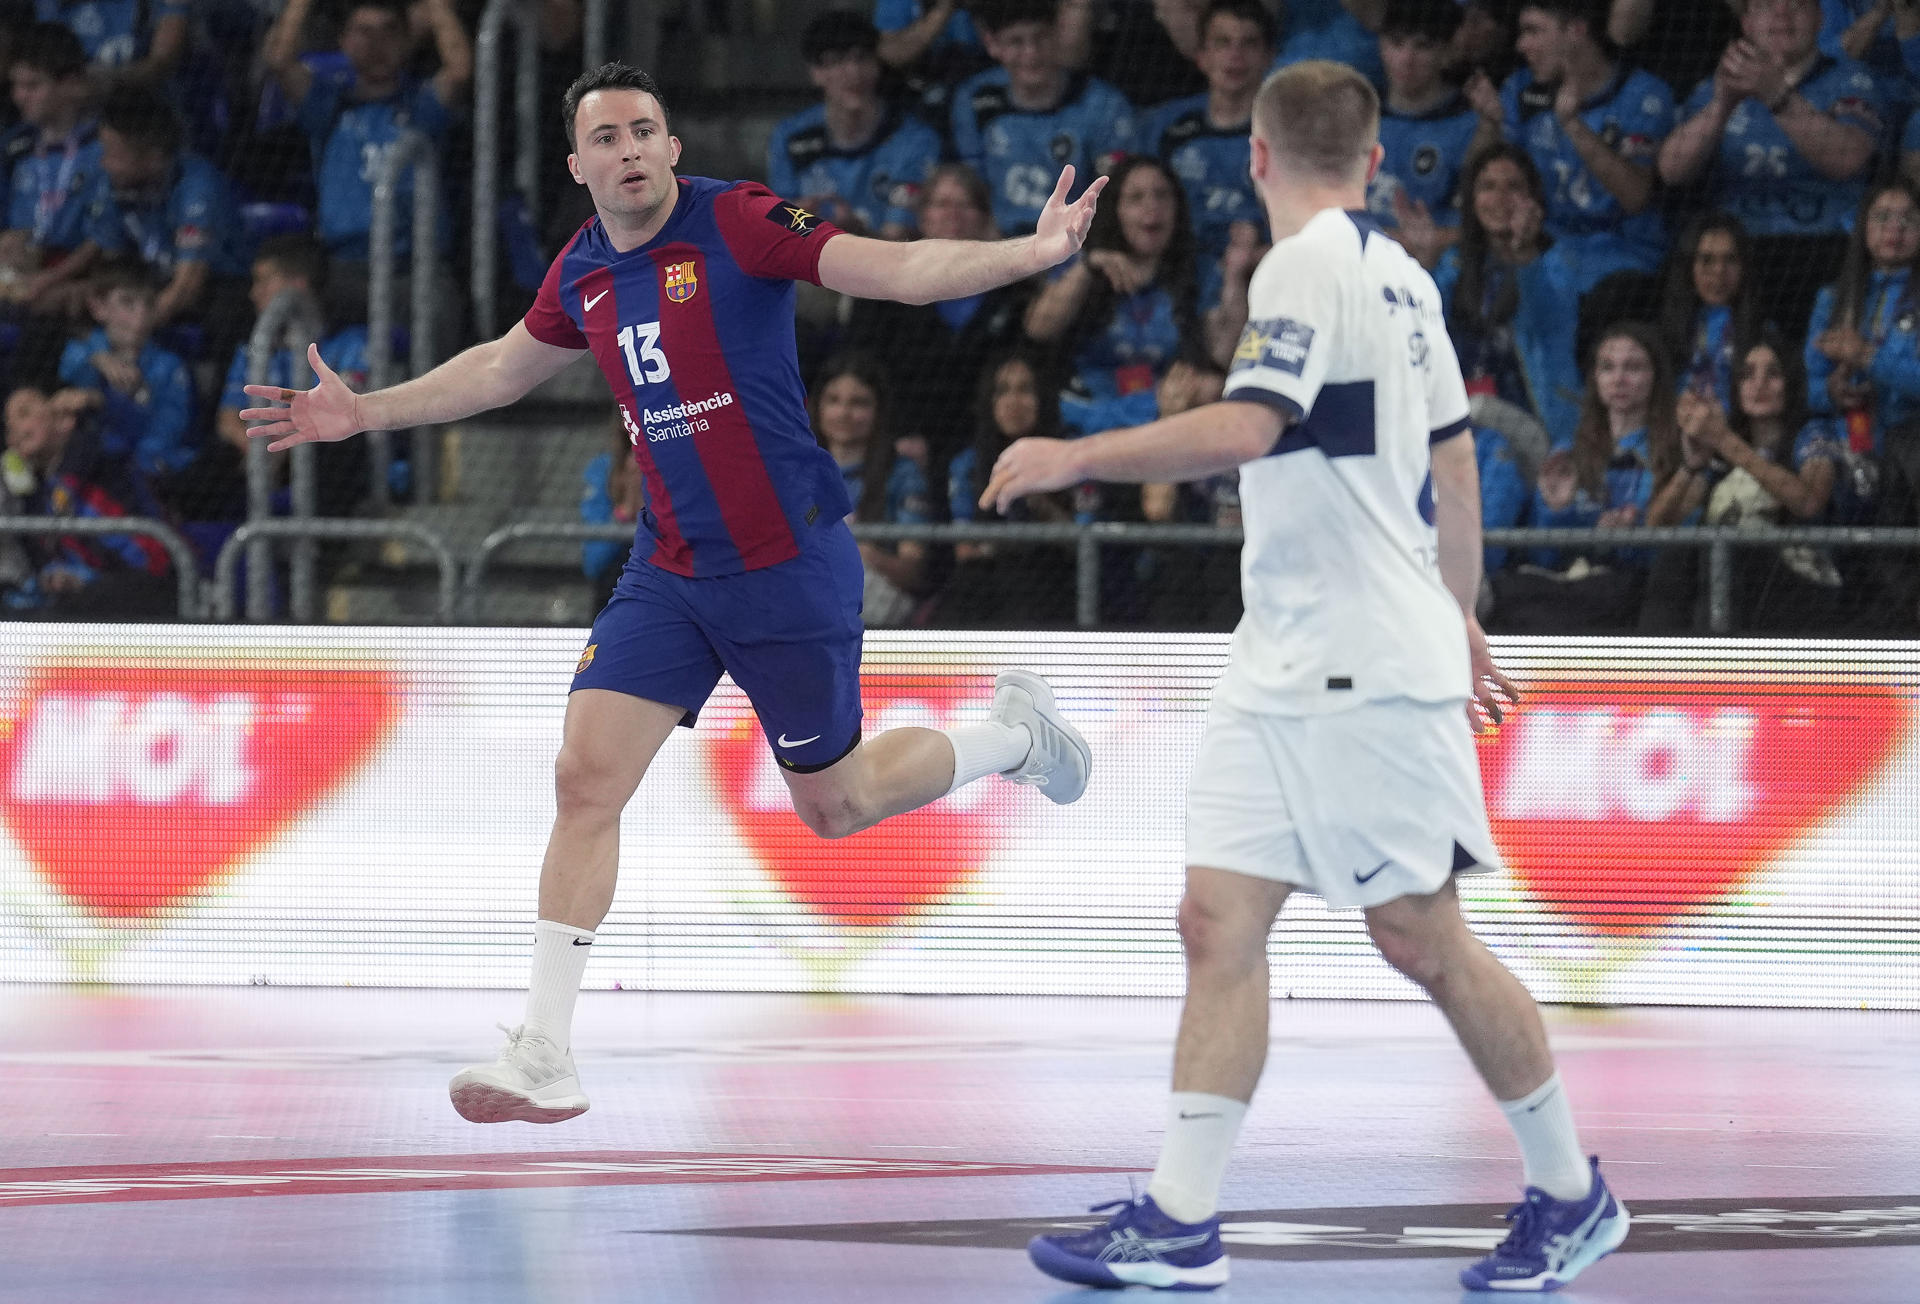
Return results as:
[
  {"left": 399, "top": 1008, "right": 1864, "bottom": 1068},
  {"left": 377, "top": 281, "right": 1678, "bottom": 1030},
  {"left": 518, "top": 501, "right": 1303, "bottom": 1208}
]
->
[
  {"left": 471, "top": 0, "right": 542, "bottom": 342},
  {"left": 366, "top": 129, "right": 442, "bottom": 510},
  {"left": 243, "top": 288, "right": 324, "bottom": 621},
  {"left": 0, "top": 514, "right": 202, "bottom": 617},
  {"left": 213, "top": 520, "right": 459, "bottom": 623},
  {"left": 462, "top": 520, "right": 1920, "bottom": 633}
]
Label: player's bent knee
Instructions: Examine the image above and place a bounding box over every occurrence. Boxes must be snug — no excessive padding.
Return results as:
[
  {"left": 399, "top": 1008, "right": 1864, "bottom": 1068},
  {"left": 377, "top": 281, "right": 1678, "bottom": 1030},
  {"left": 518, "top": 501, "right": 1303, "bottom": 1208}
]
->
[
  {"left": 793, "top": 793, "right": 867, "bottom": 841},
  {"left": 552, "top": 745, "right": 636, "bottom": 819},
  {"left": 1176, "top": 891, "right": 1267, "bottom": 969},
  {"left": 1366, "top": 915, "right": 1452, "bottom": 990}
]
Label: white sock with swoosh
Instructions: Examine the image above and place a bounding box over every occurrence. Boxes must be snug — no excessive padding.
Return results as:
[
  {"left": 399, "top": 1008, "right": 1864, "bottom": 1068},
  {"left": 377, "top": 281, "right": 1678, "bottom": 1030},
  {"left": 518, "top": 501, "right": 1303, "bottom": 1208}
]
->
[
  {"left": 942, "top": 722, "right": 1031, "bottom": 795},
  {"left": 1499, "top": 1073, "right": 1592, "bottom": 1201},
  {"left": 1148, "top": 1092, "right": 1248, "bottom": 1224},
  {"left": 523, "top": 919, "right": 595, "bottom": 1051}
]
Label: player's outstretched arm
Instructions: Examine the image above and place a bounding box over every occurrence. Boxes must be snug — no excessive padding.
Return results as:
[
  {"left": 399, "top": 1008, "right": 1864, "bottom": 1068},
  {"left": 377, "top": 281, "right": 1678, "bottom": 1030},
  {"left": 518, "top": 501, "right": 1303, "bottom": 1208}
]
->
[
  {"left": 239, "top": 324, "right": 585, "bottom": 453},
  {"left": 817, "top": 165, "right": 1107, "bottom": 305},
  {"left": 980, "top": 400, "right": 1282, "bottom": 515}
]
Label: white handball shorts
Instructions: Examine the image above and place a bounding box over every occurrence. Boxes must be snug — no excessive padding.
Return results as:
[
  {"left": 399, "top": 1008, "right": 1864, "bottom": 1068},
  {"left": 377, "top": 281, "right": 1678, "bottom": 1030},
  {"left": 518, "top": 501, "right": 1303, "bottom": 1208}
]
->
[{"left": 1184, "top": 695, "right": 1502, "bottom": 910}]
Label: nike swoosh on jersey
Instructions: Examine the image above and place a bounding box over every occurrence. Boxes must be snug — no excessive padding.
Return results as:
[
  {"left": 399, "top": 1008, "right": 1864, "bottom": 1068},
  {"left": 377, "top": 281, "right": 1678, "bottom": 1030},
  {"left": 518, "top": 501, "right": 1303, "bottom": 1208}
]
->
[
  {"left": 584, "top": 289, "right": 608, "bottom": 311},
  {"left": 1353, "top": 860, "right": 1391, "bottom": 884},
  {"left": 777, "top": 733, "right": 823, "bottom": 748}
]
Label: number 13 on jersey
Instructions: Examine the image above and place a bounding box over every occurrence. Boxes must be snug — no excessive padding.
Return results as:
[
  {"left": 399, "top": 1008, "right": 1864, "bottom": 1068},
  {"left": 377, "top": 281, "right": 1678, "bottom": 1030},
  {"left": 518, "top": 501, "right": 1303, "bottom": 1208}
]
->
[{"left": 617, "top": 321, "right": 671, "bottom": 386}]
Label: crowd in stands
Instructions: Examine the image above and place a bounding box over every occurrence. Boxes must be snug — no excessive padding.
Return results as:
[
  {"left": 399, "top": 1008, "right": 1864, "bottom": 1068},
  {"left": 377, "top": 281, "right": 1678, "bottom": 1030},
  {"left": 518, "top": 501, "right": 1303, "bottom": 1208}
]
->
[
  {"left": 750, "top": 0, "right": 1920, "bottom": 634},
  {"left": 4, "top": 0, "right": 1920, "bottom": 634}
]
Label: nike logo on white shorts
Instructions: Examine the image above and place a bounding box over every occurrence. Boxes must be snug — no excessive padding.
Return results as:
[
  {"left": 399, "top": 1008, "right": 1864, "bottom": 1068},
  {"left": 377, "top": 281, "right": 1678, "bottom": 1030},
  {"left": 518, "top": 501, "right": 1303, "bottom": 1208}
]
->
[
  {"left": 584, "top": 289, "right": 608, "bottom": 311},
  {"left": 777, "top": 733, "right": 822, "bottom": 748}
]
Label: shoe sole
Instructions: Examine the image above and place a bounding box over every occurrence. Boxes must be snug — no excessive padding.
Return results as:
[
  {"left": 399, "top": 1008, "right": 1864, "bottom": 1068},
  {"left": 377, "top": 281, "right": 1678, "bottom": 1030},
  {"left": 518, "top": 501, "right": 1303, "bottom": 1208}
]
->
[
  {"left": 1028, "top": 1237, "right": 1228, "bottom": 1291},
  {"left": 995, "top": 668, "right": 1092, "bottom": 805},
  {"left": 449, "top": 1081, "right": 590, "bottom": 1124}
]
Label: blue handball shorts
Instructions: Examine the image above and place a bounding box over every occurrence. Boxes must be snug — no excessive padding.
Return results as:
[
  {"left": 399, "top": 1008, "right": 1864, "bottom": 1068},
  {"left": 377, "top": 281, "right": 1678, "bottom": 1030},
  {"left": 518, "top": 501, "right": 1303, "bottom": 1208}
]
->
[{"left": 570, "top": 522, "right": 865, "bottom": 773}]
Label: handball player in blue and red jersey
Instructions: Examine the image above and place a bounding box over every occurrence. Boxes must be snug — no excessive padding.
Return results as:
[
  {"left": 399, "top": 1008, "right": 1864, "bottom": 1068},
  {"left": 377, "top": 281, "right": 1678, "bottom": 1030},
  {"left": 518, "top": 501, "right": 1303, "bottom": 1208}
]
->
[{"left": 241, "top": 61, "right": 1102, "bottom": 1123}]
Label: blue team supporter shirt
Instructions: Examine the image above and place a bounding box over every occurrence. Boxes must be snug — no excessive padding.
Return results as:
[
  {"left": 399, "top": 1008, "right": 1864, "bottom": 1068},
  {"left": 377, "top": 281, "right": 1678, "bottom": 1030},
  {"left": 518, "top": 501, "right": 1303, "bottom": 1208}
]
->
[
  {"left": 4, "top": 120, "right": 102, "bottom": 249},
  {"left": 838, "top": 454, "right": 931, "bottom": 525},
  {"left": 1149, "top": 95, "right": 1260, "bottom": 259},
  {"left": 1370, "top": 93, "right": 1481, "bottom": 231},
  {"left": 298, "top": 70, "right": 456, "bottom": 260},
  {"left": 1054, "top": 261, "right": 1184, "bottom": 400},
  {"left": 523, "top": 177, "right": 854, "bottom": 577},
  {"left": 1679, "top": 56, "right": 1883, "bottom": 237},
  {"left": 35, "top": 0, "right": 186, "bottom": 66},
  {"left": 1502, "top": 64, "right": 1673, "bottom": 268},
  {"left": 221, "top": 327, "right": 370, "bottom": 412},
  {"left": 873, "top": 0, "right": 978, "bottom": 53},
  {"left": 82, "top": 153, "right": 244, "bottom": 279},
  {"left": 766, "top": 105, "right": 940, "bottom": 234},
  {"left": 56, "top": 328, "right": 195, "bottom": 477},
  {"left": 952, "top": 69, "right": 1136, "bottom": 234},
  {"left": 1271, "top": 9, "right": 1385, "bottom": 87}
]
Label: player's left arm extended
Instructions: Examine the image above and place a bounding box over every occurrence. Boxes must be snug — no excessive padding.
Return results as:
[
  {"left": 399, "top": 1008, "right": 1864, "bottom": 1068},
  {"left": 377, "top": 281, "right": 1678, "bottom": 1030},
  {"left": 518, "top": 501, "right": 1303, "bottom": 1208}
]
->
[
  {"left": 979, "top": 400, "right": 1283, "bottom": 514},
  {"left": 817, "top": 166, "right": 1106, "bottom": 305},
  {"left": 1428, "top": 429, "right": 1483, "bottom": 617}
]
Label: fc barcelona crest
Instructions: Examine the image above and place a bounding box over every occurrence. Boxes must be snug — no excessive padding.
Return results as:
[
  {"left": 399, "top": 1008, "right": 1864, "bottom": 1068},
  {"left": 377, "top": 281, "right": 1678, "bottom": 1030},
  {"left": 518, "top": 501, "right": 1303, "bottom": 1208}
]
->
[{"left": 664, "top": 260, "right": 698, "bottom": 303}]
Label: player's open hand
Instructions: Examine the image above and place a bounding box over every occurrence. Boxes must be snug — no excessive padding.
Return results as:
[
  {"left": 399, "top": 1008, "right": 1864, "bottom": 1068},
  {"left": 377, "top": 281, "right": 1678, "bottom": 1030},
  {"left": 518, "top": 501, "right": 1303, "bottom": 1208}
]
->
[
  {"left": 237, "top": 343, "right": 366, "bottom": 452},
  {"left": 1031, "top": 165, "right": 1108, "bottom": 270},
  {"left": 1466, "top": 615, "right": 1519, "bottom": 735},
  {"left": 980, "top": 436, "right": 1082, "bottom": 516}
]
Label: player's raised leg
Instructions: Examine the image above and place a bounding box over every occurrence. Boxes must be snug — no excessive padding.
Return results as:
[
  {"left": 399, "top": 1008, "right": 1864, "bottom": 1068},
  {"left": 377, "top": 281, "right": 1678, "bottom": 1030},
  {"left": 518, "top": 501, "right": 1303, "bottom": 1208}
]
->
[
  {"left": 1365, "top": 882, "right": 1630, "bottom": 1291},
  {"left": 1028, "top": 866, "right": 1287, "bottom": 1291},
  {"left": 450, "top": 687, "right": 683, "bottom": 1123}
]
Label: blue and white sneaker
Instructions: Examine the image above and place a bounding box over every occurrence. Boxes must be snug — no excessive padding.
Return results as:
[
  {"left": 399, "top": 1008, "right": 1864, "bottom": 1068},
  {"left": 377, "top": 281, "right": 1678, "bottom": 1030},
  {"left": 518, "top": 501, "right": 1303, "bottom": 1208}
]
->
[
  {"left": 1028, "top": 1193, "right": 1229, "bottom": 1291},
  {"left": 1460, "top": 1157, "right": 1630, "bottom": 1292}
]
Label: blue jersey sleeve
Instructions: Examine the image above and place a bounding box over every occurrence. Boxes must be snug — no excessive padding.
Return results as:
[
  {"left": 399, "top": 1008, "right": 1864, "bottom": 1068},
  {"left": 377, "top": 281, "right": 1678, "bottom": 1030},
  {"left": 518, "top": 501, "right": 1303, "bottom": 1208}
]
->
[
  {"left": 218, "top": 343, "right": 251, "bottom": 412},
  {"left": 874, "top": 118, "right": 941, "bottom": 229},
  {"left": 296, "top": 69, "right": 352, "bottom": 146},
  {"left": 56, "top": 335, "right": 96, "bottom": 388},
  {"left": 887, "top": 456, "right": 932, "bottom": 524},
  {"left": 134, "top": 348, "right": 196, "bottom": 477},
  {"left": 947, "top": 446, "right": 978, "bottom": 522},
  {"left": 766, "top": 114, "right": 802, "bottom": 200},
  {"left": 1805, "top": 285, "right": 1840, "bottom": 415},
  {"left": 1089, "top": 81, "right": 1138, "bottom": 162},
  {"left": 169, "top": 162, "right": 228, "bottom": 266},
  {"left": 950, "top": 71, "right": 987, "bottom": 168}
]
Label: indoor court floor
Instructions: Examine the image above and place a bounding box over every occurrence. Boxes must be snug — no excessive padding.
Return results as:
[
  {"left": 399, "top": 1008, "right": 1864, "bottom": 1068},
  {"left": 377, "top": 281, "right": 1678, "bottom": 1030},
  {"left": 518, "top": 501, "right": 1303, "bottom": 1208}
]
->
[{"left": 0, "top": 987, "right": 1915, "bottom": 1303}]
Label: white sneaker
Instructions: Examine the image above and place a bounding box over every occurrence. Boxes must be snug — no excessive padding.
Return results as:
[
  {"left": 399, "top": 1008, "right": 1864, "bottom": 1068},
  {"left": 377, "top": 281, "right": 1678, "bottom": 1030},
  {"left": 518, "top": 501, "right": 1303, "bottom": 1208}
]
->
[
  {"left": 991, "top": 668, "right": 1091, "bottom": 805},
  {"left": 449, "top": 1025, "right": 590, "bottom": 1124}
]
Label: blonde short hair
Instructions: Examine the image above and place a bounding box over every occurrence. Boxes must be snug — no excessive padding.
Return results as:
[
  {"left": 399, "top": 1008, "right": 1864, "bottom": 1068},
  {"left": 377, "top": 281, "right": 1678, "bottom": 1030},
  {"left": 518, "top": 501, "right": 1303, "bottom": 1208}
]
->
[{"left": 1252, "top": 60, "right": 1380, "bottom": 184}]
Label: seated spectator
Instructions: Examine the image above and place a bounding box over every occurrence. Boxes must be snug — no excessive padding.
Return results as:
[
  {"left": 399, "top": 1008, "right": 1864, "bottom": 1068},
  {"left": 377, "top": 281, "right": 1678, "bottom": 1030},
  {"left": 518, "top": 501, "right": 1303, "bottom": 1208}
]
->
[
  {"left": 1146, "top": 1, "right": 1273, "bottom": 305},
  {"left": 1024, "top": 155, "right": 1197, "bottom": 404},
  {"left": 265, "top": 0, "right": 471, "bottom": 325},
  {"left": 0, "top": 380, "right": 174, "bottom": 619},
  {"left": 1466, "top": 0, "right": 1673, "bottom": 284},
  {"left": 1371, "top": 0, "right": 1495, "bottom": 269},
  {"left": 1138, "top": 359, "right": 1243, "bottom": 630},
  {"left": 0, "top": 23, "right": 103, "bottom": 324},
  {"left": 841, "top": 163, "right": 1030, "bottom": 474},
  {"left": 1820, "top": 0, "right": 1920, "bottom": 144},
  {"left": 1489, "top": 321, "right": 1678, "bottom": 632},
  {"left": 1640, "top": 333, "right": 1852, "bottom": 632},
  {"left": 1659, "top": 0, "right": 1882, "bottom": 340},
  {"left": 79, "top": 86, "right": 249, "bottom": 360},
  {"left": 206, "top": 235, "right": 372, "bottom": 521},
  {"left": 54, "top": 255, "right": 192, "bottom": 505},
  {"left": 1272, "top": 0, "right": 1387, "bottom": 88},
  {"left": 940, "top": 349, "right": 1077, "bottom": 626},
  {"left": 1434, "top": 143, "right": 1591, "bottom": 446},
  {"left": 1657, "top": 212, "right": 1762, "bottom": 412},
  {"left": 1806, "top": 177, "right": 1920, "bottom": 459},
  {"left": 37, "top": 0, "right": 186, "bottom": 89},
  {"left": 769, "top": 12, "right": 941, "bottom": 240},
  {"left": 580, "top": 412, "right": 639, "bottom": 611},
  {"left": 952, "top": 0, "right": 1136, "bottom": 235},
  {"left": 811, "top": 352, "right": 933, "bottom": 627}
]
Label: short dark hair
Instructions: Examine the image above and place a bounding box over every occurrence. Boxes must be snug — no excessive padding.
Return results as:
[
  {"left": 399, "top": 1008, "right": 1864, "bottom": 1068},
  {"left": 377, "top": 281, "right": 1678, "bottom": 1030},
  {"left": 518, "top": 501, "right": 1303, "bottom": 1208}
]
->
[
  {"left": 801, "top": 11, "right": 880, "bottom": 64},
  {"left": 344, "top": 0, "right": 410, "bottom": 23},
  {"left": 973, "top": 0, "right": 1058, "bottom": 38},
  {"left": 561, "top": 61, "right": 670, "bottom": 149},
  {"left": 89, "top": 255, "right": 157, "bottom": 301},
  {"left": 1201, "top": 0, "right": 1279, "bottom": 50},
  {"left": 1378, "top": 0, "right": 1465, "bottom": 42},
  {"left": 255, "top": 234, "right": 330, "bottom": 292},
  {"left": 10, "top": 21, "right": 86, "bottom": 80},
  {"left": 1518, "top": 0, "right": 1614, "bottom": 49},
  {"left": 98, "top": 87, "right": 182, "bottom": 156}
]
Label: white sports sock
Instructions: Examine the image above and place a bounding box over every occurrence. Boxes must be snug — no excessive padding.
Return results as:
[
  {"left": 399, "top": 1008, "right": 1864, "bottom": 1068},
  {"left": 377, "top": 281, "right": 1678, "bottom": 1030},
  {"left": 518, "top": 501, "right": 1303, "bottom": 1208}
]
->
[
  {"left": 1147, "top": 1092, "right": 1248, "bottom": 1224},
  {"left": 1499, "top": 1073, "right": 1592, "bottom": 1201},
  {"left": 523, "top": 919, "right": 595, "bottom": 1051},
  {"left": 942, "top": 722, "right": 1031, "bottom": 794}
]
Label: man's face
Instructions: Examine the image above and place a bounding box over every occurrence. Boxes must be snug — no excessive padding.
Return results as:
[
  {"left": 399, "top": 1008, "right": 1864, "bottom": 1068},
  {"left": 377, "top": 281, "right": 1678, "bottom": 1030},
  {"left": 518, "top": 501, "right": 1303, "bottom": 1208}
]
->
[
  {"left": 1196, "top": 14, "right": 1269, "bottom": 98},
  {"left": 99, "top": 128, "right": 168, "bottom": 192},
  {"left": 9, "top": 65, "right": 56, "bottom": 127},
  {"left": 1514, "top": 9, "right": 1574, "bottom": 83},
  {"left": 4, "top": 389, "right": 54, "bottom": 462},
  {"left": 808, "top": 47, "right": 880, "bottom": 108},
  {"left": 341, "top": 5, "right": 410, "bottom": 84},
  {"left": 985, "top": 20, "right": 1060, "bottom": 93},
  {"left": 1743, "top": 0, "right": 1821, "bottom": 63},
  {"left": 92, "top": 285, "right": 154, "bottom": 351},
  {"left": 568, "top": 89, "right": 682, "bottom": 223},
  {"left": 1380, "top": 32, "right": 1448, "bottom": 97},
  {"left": 250, "top": 259, "right": 304, "bottom": 315}
]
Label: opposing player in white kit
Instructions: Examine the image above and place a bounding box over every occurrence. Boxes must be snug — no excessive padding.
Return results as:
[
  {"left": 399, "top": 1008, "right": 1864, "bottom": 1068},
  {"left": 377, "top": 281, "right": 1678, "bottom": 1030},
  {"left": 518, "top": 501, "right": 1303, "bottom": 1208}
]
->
[{"left": 983, "top": 60, "right": 1629, "bottom": 1294}]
